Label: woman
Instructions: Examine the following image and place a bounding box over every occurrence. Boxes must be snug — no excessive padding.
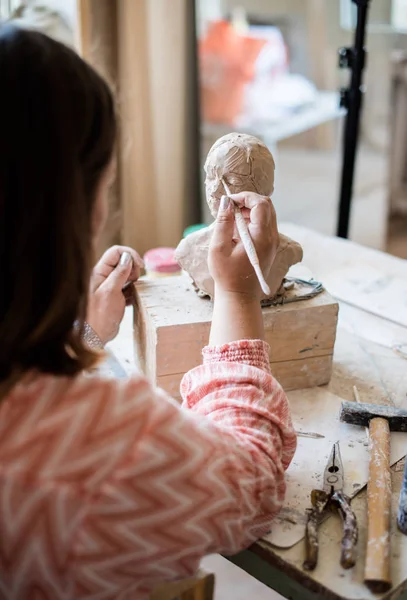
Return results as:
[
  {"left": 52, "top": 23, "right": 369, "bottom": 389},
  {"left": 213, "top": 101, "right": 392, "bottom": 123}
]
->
[{"left": 0, "top": 24, "right": 296, "bottom": 599}]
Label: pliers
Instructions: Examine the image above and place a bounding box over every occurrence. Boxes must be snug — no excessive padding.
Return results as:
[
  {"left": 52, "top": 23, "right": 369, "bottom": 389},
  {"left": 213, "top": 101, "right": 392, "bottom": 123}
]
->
[{"left": 303, "top": 441, "right": 358, "bottom": 571}]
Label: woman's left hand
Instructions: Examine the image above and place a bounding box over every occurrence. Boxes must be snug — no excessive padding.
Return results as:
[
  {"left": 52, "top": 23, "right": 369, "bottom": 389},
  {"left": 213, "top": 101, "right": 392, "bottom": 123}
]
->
[{"left": 87, "top": 245, "right": 144, "bottom": 344}]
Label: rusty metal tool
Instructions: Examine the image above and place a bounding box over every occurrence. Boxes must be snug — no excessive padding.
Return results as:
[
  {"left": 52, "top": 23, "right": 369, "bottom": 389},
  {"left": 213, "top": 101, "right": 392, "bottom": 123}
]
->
[{"left": 303, "top": 441, "right": 358, "bottom": 572}]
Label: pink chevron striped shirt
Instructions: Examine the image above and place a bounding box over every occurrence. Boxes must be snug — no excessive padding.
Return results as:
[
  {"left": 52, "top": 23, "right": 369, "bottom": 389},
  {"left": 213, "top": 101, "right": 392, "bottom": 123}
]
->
[{"left": 0, "top": 339, "right": 296, "bottom": 599}]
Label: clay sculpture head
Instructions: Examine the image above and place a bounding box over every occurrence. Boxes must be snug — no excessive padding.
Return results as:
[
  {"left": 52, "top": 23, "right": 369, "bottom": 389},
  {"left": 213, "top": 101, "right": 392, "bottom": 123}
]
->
[
  {"left": 175, "top": 132, "right": 303, "bottom": 300},
  {"left": 204, "top": 132, "right": 275, "bottom": 217}
]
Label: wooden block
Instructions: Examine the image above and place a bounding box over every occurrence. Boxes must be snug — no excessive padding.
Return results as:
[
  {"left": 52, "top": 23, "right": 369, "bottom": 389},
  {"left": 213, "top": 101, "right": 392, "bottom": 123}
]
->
[
  {"left": 134, "top": 274, "right": 339, "bottom": 400},
  {"left": 149, "top": 568, "right": 214, "bottom": 600}
]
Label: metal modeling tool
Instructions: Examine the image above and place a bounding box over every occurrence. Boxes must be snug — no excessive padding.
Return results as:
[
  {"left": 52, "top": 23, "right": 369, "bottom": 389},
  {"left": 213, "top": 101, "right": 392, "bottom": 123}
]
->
[
  {"left": 221, "top": 178, "right": 271, "bottom": 296},
  {"left": 296, "top": 430, "right": 325, "bottom": 440},
  {"left": 303, "top": 441, "right": 358, "bottom": 571}
]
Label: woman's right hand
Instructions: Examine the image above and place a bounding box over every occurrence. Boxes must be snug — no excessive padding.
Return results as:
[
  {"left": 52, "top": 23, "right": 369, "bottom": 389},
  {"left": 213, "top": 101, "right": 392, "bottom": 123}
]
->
[{"left": 208, "top": 192, "right": 279, "bottom": 300}]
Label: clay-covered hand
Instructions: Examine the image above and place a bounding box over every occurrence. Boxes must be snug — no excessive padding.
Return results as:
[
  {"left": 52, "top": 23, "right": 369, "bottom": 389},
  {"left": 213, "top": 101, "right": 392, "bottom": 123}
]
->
[
  {"left": 87, "top": 245, "right": 144, "bottom": 343},
  {"left": 208, "top": 192, "right": 278, "bottom": 300}
]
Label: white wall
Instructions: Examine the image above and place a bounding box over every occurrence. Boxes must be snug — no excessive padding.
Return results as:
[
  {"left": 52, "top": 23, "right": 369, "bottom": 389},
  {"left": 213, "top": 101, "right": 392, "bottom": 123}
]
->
[
  {"left": 196, "top": 0, "right": 224, "bottom": 35},
  {"left": 22, "top": 0, "right": 76, "bottom": 26},
  {"left": 44, "top": 0, "right": 76, "bottom": 26}
]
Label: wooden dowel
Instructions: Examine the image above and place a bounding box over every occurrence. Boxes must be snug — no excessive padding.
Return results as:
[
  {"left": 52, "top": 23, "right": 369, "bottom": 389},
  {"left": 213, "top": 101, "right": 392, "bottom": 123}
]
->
[
  {"left": 353, "top": 386, "right": 369, "bottom": 440},
  {"left": 352, "top": 385, "right": 361, "bottom": 403},
  {"left": 364, "top": 417, "right": 392, "bottom": 593}
]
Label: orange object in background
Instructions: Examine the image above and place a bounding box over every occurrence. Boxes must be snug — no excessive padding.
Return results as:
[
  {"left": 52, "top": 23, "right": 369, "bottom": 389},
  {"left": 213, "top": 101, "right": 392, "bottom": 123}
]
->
[{"left": 199, "top": 21, "right": 267, "bottom": 125}]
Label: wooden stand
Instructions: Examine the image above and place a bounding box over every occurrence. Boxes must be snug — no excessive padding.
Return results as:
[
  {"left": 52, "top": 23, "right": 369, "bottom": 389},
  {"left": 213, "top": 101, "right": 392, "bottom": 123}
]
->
[{"left": 134, "top": 274, "right": 339, "bottom": 400}]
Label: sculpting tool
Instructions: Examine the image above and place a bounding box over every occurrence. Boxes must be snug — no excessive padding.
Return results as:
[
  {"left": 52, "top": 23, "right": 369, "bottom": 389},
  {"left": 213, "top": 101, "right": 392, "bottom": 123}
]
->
[
  {"left": 221, "top": 178, "right": 271, "bottom": 296},
  {"left": 296, "top": 430, "right": 325, "bottom": 439}
]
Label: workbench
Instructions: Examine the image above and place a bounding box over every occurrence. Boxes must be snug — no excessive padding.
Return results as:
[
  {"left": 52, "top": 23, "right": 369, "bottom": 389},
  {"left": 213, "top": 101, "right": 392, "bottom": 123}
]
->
[{"left": 108, "top": 224, "right": 407, "bottom": 600}]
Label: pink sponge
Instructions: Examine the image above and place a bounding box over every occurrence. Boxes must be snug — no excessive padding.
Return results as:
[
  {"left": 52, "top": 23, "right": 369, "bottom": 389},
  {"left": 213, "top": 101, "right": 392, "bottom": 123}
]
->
[{"left": 144, "top": 247, "right": 181, "bottom": 275}]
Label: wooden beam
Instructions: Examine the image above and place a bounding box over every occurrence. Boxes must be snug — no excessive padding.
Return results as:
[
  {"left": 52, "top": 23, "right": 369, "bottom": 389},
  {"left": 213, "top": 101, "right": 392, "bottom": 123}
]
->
[
  {"left": 117, "top": 0, "right": 158, "bottom": 255},
  {"left": 78, "top": 0, "right": 193, "bottom": 256},
  {"left": 118, "top": 0, "right": 191, "bottom": 255},
  {"left": 76, "top": 0, "right": 89, "bottom": 57},
  {"left": 305, "top": 0, "right": 336, "bottom": 150},
  {"left": 147, "top": 0, "right": 190, "bottom": 245},
  {"left": 76, "top": 0, "right": 121, "bottom": 256}
]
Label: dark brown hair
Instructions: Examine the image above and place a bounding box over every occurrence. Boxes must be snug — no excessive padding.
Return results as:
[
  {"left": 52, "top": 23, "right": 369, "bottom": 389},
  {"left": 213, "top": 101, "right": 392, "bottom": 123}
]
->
[{"left": 0, "top": 24, "right": 116, "bottom": 383}]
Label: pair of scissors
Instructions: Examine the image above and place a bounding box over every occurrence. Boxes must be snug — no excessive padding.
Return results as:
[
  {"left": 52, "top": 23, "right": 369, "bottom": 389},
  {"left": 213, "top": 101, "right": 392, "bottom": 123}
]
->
[{"left": 303, "top": 442, "right": 358, "bottom": 571}]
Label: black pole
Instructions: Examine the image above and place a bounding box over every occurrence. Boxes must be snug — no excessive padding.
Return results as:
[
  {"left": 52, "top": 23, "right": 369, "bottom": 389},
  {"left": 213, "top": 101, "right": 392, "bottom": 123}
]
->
[
  {"left": 186, "top": 0, "right": 202, "bottom": 225},
  {"left": 336, "top": 0, "right": 370, "bottom": 239}
]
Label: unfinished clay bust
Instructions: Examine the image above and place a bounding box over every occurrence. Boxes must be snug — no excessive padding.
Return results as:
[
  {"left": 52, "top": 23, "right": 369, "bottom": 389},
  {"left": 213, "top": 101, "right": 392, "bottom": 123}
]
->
[{"left": 175, "top": 132, "right": 303, "bottom": 300}]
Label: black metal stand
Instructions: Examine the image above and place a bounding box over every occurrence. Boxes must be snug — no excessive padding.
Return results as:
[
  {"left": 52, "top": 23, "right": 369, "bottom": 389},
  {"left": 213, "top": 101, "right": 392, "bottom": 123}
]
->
[
  {"left": 336, "top": 0, "right": 371, "bottom": 239},
  {"left": 187, "top": 0, "right": 202, "bottom": 225}
]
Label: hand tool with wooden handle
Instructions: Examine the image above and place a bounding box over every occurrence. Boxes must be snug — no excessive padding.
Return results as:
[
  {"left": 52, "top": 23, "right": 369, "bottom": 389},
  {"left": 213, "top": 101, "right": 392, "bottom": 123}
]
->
[
  {"left": 340, "top": 401, "right": 407, "bottom": 593},
  {"left": 221, "top": 178, "right": 271, "bottom": 296}
]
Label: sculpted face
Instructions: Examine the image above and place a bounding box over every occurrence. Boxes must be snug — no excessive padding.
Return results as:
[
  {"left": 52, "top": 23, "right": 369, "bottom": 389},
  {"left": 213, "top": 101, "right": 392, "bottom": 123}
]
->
[
  {"left": 175, "top": 131, "right": 303, "bottom": 301},
  {"left": 204, "top": 132, "right": 275, "bottom": 218}
]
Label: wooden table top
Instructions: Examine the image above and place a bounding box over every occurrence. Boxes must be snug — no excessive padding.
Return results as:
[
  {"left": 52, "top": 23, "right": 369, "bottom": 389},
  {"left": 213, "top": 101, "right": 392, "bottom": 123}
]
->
[
  {"left": 240, "top": 224, "right": 407, "bottom": 600},
  {"left": 108, "top": 223, "right": 407, "bottom": 600}
]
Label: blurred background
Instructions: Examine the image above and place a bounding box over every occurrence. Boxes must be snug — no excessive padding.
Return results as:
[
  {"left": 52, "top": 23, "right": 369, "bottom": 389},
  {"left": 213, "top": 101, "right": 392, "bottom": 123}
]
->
[
  {"left": 197, "top": 0, "right": 407, "bottom": 254},
  {"left": 1, "top": 0, "right": 407, "bottom": 260}
]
